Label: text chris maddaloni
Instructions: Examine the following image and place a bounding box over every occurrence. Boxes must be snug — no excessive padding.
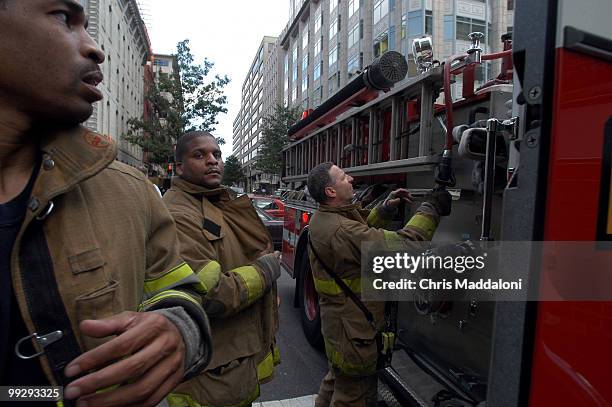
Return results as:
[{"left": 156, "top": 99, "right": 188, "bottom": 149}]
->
[{"left": 371, "top": 278, "right": 523, "bottom": 291}]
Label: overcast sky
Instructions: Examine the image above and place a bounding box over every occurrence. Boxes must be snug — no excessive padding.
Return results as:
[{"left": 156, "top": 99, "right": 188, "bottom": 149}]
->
[{"left": 146, "top": 1, "right": 289, "bottom": 158}]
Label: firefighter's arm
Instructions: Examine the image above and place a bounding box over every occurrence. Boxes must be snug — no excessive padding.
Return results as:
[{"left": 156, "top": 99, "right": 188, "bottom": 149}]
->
[
  {"left": 171, "top": 212, "right": 280, "bottom": 319},
  {"left": 139, "top": 186, "right": 212, "bottom": 379},
  {"left": 63, "top": 185, "right": 212, "bottom": 407},
  {"left": 398, "top": 189, "right": 452, "bottom": 241},
  {"left": 367, "top": 188, "right": 413, "bottom": 228}
]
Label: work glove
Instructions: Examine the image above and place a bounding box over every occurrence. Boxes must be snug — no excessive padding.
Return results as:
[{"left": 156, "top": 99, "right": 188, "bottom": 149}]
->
[
  {"left": 254, "top": 251, "right": 281, "bottom": 290},
  {"left": 426, "top": 188, "right": 452, "bottom": 216},
  {"left": 381, "top": 188, "right": 413, "bottom": 214}
]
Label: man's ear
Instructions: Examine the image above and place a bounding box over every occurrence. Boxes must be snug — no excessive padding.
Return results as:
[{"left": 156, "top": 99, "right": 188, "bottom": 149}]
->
[
  {"left": 176, "top": 162, "right": 183, "bottom": 176},
  {"left": 324, "top": 185, "right": 336, "bottom": 199}
]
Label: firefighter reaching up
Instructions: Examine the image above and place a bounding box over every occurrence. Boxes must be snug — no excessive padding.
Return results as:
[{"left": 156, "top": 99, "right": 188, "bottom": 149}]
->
[{"left": 306, "top": 162, "right": 452, "bottom": 407}]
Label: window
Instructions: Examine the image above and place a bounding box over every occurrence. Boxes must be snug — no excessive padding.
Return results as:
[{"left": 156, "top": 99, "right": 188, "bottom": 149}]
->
[
  {"left": 302, "top": 24, "right": 309, "bottom": 49},
  {"left": 313, "top": 61, "right": 322, "bottom": 80},
  {"left": 329, "top": 0, "right": 337, "bottom": 14},
  {"left": 443, "top": 15, "right": 454, "bottom": 41},
  {"left": 456, "top": 17, "right": 485, "bottom": 41},
  {"left": 348, "top": 0, "right": 359, "bottom": 17},
  {"left": 348, "top": 22, "right": 361, "bottom": 48},
  {"left": 153, "top": 59, "right": 169, "bottom": 67},
  {"left": 328, "top": 71, "right": 340, "bottom": 95},
  {"left": 347, "top": 53, "right": 361, "bottom": 76},
  {"left": 314, "top": 36, "right": 322, "bottom": 57},
  {"left": 373, "top": 31, "right": 389, "bottom": 58},
  {"left": 507, "top": 0, "right": 514, "bottom": 10},
  {"left": 328, "top": 44, "right": 338, "bottom": 67},
  {"left": 425, "top": 10, "right": 433, "bottom": 35},
  {"left": 302, "top": 74, "right": 308, "bottom": 93},
  {"left": 314, "top": 5, "right": 322, "bottom": 32},
  {"left": 329, "top": 17, "right": 338, "bottom": 39},
  {"left": 302, "top": 53, "right": 309, "bottom": 72},
  {"left": 312, "top": 86, "right": 323, "bottom": 107},
  {"left": 373, "top": 0, "right": 388, "bottom": 24}
]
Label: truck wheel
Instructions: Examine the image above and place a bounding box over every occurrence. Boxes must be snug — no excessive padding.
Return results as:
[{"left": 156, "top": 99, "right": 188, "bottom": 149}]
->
[{"left": 299, "top": 253, "right": 323, "bottom": 349}]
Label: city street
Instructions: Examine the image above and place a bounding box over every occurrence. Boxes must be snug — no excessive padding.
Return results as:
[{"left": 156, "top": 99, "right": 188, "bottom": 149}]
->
[{"left": 257, "top": 269, "right": 328, "bottom": 402}]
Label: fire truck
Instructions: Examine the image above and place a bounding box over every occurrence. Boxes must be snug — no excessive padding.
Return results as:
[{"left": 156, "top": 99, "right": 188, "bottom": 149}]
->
[{"left": 279, "top": 0, "right": 612, "bottom": 405}]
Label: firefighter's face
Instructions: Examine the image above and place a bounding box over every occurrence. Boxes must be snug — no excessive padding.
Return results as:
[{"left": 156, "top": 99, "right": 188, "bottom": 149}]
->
[
  {"left": 0, "top": 0, "right": 105, "bottom": 126},
  {"left": 327, "top": 165, "right": 354, "bottom": 204},
  {"left": 178, "top": 136, "right": 224, "bottom": 189}
]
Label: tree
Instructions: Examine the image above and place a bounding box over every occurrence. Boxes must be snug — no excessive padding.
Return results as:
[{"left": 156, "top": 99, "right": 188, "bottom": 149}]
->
[
  {"left": 125, "top": 39, "right": 229, "bottom": 165},
  {"left": 255, "top": 104, "right": 301, "bottom": 175},
  {"left": 222, "top": 155, "right": 245, "bottom": 186}
]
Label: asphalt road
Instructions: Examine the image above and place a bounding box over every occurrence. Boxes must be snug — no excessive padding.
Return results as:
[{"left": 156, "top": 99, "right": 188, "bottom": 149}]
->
[{"left": 257, "top": 269, "right": 328, "bottom": 402}]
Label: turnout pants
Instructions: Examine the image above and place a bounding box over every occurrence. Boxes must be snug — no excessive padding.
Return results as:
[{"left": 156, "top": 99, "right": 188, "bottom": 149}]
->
[{"left": 314, "top": 368, "right": 377, "bottom": 407}]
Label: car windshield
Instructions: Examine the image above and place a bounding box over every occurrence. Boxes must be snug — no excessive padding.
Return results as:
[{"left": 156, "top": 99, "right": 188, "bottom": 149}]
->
[
  {"left": 254, "top": 200, "right": 274, "bottom": 209},
  {"left": 254, "top": 207, "right": 272, "bottom": 220}
]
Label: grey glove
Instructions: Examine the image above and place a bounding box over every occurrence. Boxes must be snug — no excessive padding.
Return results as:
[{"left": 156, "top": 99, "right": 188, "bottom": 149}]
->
[
  {"left": 253, "top": 252, "right": 281, "bottom": 289},
  {"left": 152, "top": 306, "right": 212, "bottom": 380},
  {"left": 381, "top": 188, "right": 413, "bottom": 215},
  {"left": 426, "top": 188, "right": 452, "bottom": 216}
]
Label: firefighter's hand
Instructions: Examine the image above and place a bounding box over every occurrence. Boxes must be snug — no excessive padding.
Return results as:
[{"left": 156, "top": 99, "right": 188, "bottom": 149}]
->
[
  {"left": 257, "top": 241, "right": 274, "bottom": 257},
  {"left": 383, "top": 188, "right": 413, "bottom": 211},
  {"left": 254, "top": 251, "right": 281, "bottom": 289},
  {"left": 63, "top": 311, "right": 185, "bottom": 407},
  {"left": 426, "top": 188, "right": 452, "bottom": 216}
]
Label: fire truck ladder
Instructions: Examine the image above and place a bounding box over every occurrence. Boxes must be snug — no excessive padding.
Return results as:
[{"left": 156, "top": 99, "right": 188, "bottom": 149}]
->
[{"left": 282, "top": 66, "right": 445, "bottom": 187}]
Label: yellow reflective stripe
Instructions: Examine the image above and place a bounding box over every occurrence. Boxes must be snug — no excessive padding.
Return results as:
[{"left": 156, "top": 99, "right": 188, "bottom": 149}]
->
[
  {"left": 168, "top": 385, "right": 260, "bottom": 407},
  {"left": 406, "top": 213, "right": 437, "bottom": 240},
  {"left": 273, "top": 345, "right": 281, "bottom": 365},
  {"left": 313, "top": 276, "right": 361, "bottom": 296},
  {"left": 324, "top": 340, "right": 377, "bottom": 376},
  {"left": 367, "top": 207, "right": 393, "bottom": 229},
  {"left": 235, "top": 266, "right": 264, "bottom": 304},
  {"left": 257, "top": 350, "right": 275, "bottom": 383},
  {"left": 144, "top": 262, "right": 197, "bottom": 295},
  {"left": 138, "top": 289, "right": 200, "bottom": 311},
  {"left": 381, "top": 332, "right": 395, "bottom": 355},
  {"left": 196, "top": 261, "right": 222, "bottom": 292},
  {"left": 56, "top": 402, "right": 64, "bottom": 407}
]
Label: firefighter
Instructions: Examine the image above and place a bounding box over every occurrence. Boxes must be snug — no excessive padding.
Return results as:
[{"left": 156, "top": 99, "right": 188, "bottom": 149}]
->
[
  {"left": 306, "top": 162, "right": 452, "bottom": 407},
  {"left": 0, "top": 1, "right": 212, "bottom": 406},
  {"left": 163, "top": 131, "right": 281, "bottom": 407}
]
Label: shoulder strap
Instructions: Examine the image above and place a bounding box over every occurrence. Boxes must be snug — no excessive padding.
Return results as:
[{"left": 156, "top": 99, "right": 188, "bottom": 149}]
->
[{"left": 308, "top": 238, "right": 376, "bottom": 329}]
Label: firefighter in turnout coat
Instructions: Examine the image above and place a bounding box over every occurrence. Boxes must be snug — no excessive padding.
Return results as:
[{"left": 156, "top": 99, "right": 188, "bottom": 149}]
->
[
  {"left": 306, "top": 162, "right": 452, "bottom": 407},
  {"left": 163, "top": 132, "right": 281, "bottom": 407}
]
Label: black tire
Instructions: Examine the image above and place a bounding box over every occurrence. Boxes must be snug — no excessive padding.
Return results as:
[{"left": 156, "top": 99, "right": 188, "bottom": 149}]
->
[{"left": 298, "top": 252, "right": 324, "bottom": 349}]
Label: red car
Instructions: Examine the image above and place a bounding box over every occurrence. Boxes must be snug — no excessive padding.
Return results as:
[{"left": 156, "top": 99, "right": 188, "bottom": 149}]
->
[{"left": 249, "top": 195, "right": 285, "bottom": 219}]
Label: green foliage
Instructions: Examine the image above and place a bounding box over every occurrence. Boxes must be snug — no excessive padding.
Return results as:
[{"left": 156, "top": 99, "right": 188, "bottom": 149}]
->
[
  {"left": 255, "top": 104, "right": 301, "bottom": 175},
  {"left": 125, "top": 39, "right": 229, "bottom": 165},
  {"left": 222, "top": 155, "right": 245, "bottom": 186}
]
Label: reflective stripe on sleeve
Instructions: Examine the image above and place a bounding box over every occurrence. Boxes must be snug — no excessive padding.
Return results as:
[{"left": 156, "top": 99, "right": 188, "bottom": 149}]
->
[
  {"left": 234, "top": 265, "right": 264, "bottom": 304},
  {"left": 366, "top": 206, "right": 393, "bottom": 228},
  {"left": 144, "top": 262, "right": 206, "bottom": 297},
  {"left": 138, "top": 289, "right": 201, "bottom": 312},
  {"left": 406, "top": 213, "right": 437, "bottom": 240},
  {"left": 196, "top": 260, "right": 222, "bottom": 293}
]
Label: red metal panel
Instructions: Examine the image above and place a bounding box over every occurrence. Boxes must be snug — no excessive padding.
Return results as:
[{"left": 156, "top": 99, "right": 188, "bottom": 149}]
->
[{"left": 529, "top": 49, "right": 612, "bottom": 406}]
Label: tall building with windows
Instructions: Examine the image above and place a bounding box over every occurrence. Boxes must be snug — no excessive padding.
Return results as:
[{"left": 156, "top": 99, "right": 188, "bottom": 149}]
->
[
  {"left": 232, "top": 36, "right": 280, "bottom": 192},
  {"left": 81, "top": 0, "right": 151, "bottom": 169},
  {"left": 279, "top": 0, "right": 514, "bottom": 111}
]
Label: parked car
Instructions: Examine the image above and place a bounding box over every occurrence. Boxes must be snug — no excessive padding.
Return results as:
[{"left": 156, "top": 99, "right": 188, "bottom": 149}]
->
[
  {"left": 249, "top": 195, "right": 285, "bottom": 219},
  {"left": 253, "top": 206, "right": 282, "bottom": 251}
]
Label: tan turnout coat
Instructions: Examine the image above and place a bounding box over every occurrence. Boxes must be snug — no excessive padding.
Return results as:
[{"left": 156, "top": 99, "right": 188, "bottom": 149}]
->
[{"left": 164, "top": 178, "right": 280, "bottom": 407}]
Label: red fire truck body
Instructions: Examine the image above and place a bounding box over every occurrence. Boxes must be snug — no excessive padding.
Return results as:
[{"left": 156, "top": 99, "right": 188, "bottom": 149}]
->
[{"left": 280, "top": 0, "right": 612, "bottom": 405}]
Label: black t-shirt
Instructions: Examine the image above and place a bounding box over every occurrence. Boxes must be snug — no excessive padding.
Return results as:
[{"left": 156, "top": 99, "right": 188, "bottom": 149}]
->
[{"left": 0, "top": 164, "right": 48, "bottom": 386}]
